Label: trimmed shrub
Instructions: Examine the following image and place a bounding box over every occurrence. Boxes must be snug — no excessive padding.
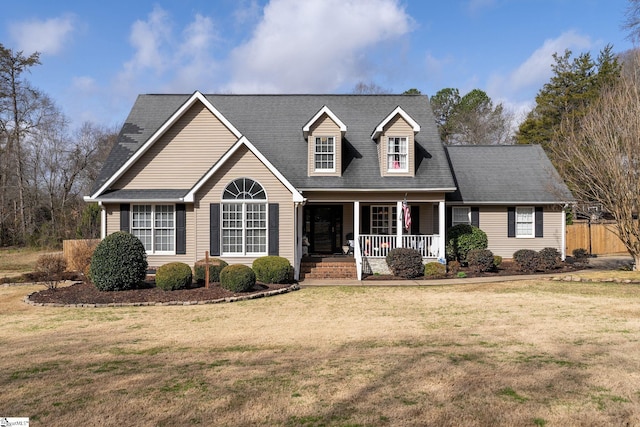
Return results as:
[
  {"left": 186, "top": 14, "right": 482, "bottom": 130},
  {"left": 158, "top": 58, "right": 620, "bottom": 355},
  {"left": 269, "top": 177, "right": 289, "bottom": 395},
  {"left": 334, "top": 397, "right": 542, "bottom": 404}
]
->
[
  {"left": 424, "top": 262, "right": 446, "bottom": 277},
  {"left": 156, "top": 262, "right": 193, "bottom": 291},
  {"left": 89, "top": 231, "right": 148, "bottom": 291},
  {"left": 513, "top": 249, "right": 538, "bottom": 273},
  {"left": 446, "top": 224, "right": 488, "bottom": 263},
  {"left": 252, "top": 256, "right": 292, "bottom": 284},
  {"left": 467, "top": 249, "right": 495, "bottom": 273},
  {"left": 447, "top": 260, "right": 461, "bottom": 274},
  {"left": 386, "top": 248, "right": 423, "bottom": 278},
  {"left": 194, "top": 258, "right": 228, "bottom": 284},
  {"left": 35, "top": 254, "right": 67, "bottom": 290},
  {"left": 220, "top": 264, "right": 256, "bottom": 292},
  {"left": 493, "top": 255, "right": 503, "bottom": 268},
  {"left": 572, "top": 248, "right": 589, "bottom": 265},
  {"left": 538, "top": 247, "right": 561, "bottom": 271}
]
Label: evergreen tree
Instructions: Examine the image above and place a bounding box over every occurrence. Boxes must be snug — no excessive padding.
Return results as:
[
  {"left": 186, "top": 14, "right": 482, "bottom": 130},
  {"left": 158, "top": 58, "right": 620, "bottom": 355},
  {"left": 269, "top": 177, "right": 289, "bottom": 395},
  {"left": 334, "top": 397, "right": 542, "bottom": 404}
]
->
[{"left": 516, "top": 45, "right": 621, "bottom": 154}]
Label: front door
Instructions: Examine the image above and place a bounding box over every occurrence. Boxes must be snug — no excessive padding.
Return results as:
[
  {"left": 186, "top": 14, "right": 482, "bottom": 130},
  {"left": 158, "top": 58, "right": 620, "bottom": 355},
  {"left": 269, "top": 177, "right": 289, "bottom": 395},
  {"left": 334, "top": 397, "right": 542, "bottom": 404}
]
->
[{"left": 304, "top": 205, "right": 343, "bottom": 254}]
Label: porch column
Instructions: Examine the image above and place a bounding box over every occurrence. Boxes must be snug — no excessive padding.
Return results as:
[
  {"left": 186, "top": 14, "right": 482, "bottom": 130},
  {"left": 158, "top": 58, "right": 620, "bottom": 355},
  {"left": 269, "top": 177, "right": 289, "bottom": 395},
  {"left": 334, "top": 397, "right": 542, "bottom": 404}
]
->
[
  {"left": 354, "top": 201, "right": 360, "bottom": 246},
  {"left": 99, "top": 201, "right": 106, "bottom": 239},
  {"left": 294, "top": 202, "right": 303, "bottom": 280},
  {"left": 396, "top": 200, "right": 403, "bottom": 248},
  {"left": 438, "top": 201, "right": 446, "bottom": 260},
  {"left": 561, "top": 206, "right": 567, "bottom": 261}
]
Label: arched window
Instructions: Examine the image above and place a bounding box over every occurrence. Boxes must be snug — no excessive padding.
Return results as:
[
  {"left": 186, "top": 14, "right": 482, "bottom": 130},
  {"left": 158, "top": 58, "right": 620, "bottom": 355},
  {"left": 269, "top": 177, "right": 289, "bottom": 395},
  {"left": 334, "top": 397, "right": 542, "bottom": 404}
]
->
[{"left": 221, "top": 178, "right": 267, "bottom": 254}]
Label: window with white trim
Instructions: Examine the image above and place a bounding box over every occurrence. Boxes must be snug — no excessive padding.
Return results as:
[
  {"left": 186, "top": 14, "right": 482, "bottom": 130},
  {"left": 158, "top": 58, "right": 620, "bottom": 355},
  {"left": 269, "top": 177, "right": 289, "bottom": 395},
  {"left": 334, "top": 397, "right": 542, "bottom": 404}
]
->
[
  {"left": 222, "top": 178, "right": 267, "bottom": 255},
  {"left": 516, "top": 207, "right": 534, "bottom": 237},
  {"left": 314, "top": 136, "right": 335, "bottom": 171},
  {"left": 452, "top": 207, "right": 471, "bottom": 226},
  {"left": 131, "top": 204, "right": 175, "bottom": 253},
  {"left": 371, "top": 205, "right": 397, "bottom": 235},
  {"left": 387, "top": 137, "right": 408, "bottom": 172}
]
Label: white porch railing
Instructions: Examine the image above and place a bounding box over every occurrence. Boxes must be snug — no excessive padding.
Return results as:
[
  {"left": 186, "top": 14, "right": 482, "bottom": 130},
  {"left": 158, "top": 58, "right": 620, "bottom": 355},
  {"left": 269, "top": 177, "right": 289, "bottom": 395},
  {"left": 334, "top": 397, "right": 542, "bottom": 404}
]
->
[{"left": 359, "top": 234, "right": 440, "bottom": 259}]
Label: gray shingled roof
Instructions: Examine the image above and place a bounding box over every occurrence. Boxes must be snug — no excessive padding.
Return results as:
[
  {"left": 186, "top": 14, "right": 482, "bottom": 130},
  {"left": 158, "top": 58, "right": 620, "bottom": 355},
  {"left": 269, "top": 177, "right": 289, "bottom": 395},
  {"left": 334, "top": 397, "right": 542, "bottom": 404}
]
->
[
  {"left": 445, "top": 145, "right": 574, "bottom": 204},
  {"left": 91, "top": 94, "right": 456, "bottom": 196}
]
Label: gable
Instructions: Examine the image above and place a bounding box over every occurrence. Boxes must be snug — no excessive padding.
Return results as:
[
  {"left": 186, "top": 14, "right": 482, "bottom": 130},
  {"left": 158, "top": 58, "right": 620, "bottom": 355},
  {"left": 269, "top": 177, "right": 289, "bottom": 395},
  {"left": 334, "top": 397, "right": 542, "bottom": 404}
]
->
[
  {"left": 307, "top": 113, "right": 342, "bottom": 177},
  {"left": 112, "top": 102, "right": 239, "bottom": 190}
]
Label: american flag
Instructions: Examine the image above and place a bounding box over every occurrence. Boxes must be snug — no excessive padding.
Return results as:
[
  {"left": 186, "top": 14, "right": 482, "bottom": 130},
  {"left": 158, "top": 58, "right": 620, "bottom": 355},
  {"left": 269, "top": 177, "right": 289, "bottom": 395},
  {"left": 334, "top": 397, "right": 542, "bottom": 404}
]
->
[{"left": 402, "top": 199, "right": 411, "bottom": 231}]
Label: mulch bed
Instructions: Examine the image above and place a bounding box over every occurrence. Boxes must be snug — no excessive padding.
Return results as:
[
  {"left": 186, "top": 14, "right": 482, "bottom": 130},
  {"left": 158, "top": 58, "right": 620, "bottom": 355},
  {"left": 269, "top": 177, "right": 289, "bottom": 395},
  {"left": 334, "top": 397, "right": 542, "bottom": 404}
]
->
[
  {"left": 27, "top": 281, "right": 294, "bottom": 305},
  {"left": 364, "top": 260, "right": 582, "bottom": 280}
]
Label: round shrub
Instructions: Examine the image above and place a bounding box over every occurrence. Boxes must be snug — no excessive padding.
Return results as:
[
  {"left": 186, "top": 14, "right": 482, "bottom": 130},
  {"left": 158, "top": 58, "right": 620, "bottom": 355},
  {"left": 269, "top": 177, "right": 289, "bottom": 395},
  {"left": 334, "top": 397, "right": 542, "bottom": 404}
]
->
[
  {"left": 386, "top": 248, "right": 423, "bottom": 278},
  {"left": 466, "top": 249, "right": 495, "bottom": 273},
  {"left": 447, "top": 260, "right": 461, "bottom": 274},
  {"left": 156, "top": 262, "right": 192, "bottom": 291},
  {"left": 572, "top": 248, "right": 589, "bottom": 265},
  {"left": 220, "top": 264, "right": 256, "bottom": 292},
  {"left": 538, "top": 247, "right": 561, "bottom": 271},
  {"left": 446, "top": 224, "right": 488, "bottom": 263},
  {"left": 493, "top": 255, "right": 503, "bottom": 268},
  {"left": 89, "top": 232, "right": 148, "bottom": 291},
  {"left": 252, "top": 256, "right": 292, "bottom": 284},
  {"left": 513, "top": 249, "right": 538, "bottom": 273},
  {"left": 424, "top": 261, "right": 446, "bottom": 277},
  {"left": 194, "top": 258, "right": 228, "bottom": 284}
]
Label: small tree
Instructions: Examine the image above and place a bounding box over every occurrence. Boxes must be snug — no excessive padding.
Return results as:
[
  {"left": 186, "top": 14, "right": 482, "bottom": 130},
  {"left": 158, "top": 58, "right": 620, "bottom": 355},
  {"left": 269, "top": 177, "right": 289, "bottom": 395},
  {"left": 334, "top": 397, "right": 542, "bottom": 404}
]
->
[{"left": 35, "top": 254, "right": 67, "bottom": 290}]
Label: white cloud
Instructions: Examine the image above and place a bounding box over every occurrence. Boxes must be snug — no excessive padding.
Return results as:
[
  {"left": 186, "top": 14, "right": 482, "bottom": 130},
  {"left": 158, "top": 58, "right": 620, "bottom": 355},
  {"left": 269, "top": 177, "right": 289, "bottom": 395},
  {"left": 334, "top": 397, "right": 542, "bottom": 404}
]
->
[
  {"left": 115, "top": 7, "right": 219, "bottom": 95},
  {"left": 488, "top": 30, "right": 594, "bottom": 101},
  {"left": 72, "top": 76, "right": 97, "bottom": 93},
  {"left": 9, "top": 15, "right": 75, "bottom": 55},
  {"left": 226, "top": 0, "right": 414, "bottom": 93}
]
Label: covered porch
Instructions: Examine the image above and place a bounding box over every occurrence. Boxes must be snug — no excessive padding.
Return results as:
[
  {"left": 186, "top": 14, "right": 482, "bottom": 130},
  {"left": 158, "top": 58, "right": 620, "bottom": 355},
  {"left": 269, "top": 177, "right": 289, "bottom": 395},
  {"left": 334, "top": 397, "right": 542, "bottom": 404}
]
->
[{"left": 296, "top": 193, "right": 446, "bottom": 280}]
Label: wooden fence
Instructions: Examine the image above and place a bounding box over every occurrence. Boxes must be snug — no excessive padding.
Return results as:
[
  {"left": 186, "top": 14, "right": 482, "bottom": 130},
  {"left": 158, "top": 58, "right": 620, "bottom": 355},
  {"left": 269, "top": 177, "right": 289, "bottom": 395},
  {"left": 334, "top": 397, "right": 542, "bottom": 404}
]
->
[
  {"left": 62, "top": 239, "right": 101, "bottom": 266},
  {"left": 566, "top": 220, "right": 628, "bottom": 255}
]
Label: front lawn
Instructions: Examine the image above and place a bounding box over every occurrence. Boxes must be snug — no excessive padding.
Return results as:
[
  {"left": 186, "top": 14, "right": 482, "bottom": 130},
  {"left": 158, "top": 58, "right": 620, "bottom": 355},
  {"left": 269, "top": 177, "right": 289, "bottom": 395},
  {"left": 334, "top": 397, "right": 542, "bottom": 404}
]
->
[{"left": 1, "top": 278, "right": 640, "bottom": 426}]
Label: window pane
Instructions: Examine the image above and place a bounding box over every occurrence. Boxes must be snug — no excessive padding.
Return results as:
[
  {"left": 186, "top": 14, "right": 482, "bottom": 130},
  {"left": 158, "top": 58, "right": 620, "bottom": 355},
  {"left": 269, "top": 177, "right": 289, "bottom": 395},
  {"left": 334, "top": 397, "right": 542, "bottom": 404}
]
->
[
  {"left": 387, "top": 137, "right": 408, "bottom": 171},
  {"left": 516, "top": 208, "right": 534, "bottom": 237},
  {"left": 314, "top": 136, "right": 335, "bottom": 170}
]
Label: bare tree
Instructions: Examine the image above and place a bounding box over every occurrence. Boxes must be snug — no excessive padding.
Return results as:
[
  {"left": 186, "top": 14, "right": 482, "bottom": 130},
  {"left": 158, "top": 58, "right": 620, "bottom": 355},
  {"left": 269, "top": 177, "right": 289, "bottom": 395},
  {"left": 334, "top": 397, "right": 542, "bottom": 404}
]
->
[
  {"left": 552, "top": 53, "right": 640, "bottom": 268},
  {"left": 351, "top": 82, "right": 391, "bottom": 94}
]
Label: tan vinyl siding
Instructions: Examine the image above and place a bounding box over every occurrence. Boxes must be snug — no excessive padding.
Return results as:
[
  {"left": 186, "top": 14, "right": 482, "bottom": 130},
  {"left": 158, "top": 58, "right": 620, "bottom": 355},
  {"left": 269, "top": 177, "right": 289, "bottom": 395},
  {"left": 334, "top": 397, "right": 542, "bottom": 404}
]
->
[
  {"left": 307, "top": 114, "right": 342, "bottom": 177},
  {"left": 104, "top": 203, "right": 198, "bottom": 266},
  {"left": 105, "top": 204, "right": 120, "bottom": 236},
  {"left": 379, "top": 115, "right": 415, "bottom": 177},
  {"left": 479, "top": 206, "right": 564, "bottom": 258},
  {"left": 114, "top": 103, "right": 238, "bottom": 190},
  {"left": 195, "top": 145, "right": 295, "bottom": 267}
]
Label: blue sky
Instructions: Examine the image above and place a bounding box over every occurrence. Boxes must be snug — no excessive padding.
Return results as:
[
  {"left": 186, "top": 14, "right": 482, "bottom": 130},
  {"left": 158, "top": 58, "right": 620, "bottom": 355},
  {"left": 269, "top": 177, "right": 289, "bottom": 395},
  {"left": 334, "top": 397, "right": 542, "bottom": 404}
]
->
[{"left": 2, "top": 0, "right": 634, "bottom": 129}]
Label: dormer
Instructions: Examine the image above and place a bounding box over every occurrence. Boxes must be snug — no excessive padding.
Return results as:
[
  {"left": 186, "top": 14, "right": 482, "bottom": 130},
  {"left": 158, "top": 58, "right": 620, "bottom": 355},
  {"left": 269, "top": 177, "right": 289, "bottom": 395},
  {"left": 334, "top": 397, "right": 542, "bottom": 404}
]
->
[
  {"left": 371, "top": 106, "right": 420, "bottom": 177},
  {"left": 303, "top": 106, "right": 347, "bottom": 177}
]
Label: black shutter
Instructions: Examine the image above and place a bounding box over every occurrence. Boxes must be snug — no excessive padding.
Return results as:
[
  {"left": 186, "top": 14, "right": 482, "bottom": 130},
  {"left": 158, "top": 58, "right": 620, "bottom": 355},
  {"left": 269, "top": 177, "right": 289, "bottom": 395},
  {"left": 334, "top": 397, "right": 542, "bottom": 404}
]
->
[
  {"left": 210, "top": 204, "right": 220, "bottom": 256},
  {"left": 269, "top": 203, "right": 279, "bottom": 255},
  {"left": 361, "top": 206, "right": 370, "bottom": 234},
  {"left": 446, "top": 206, "right": 452, "bottom": 230},
  {"left": 507, "top": 207, "right": 516, "bottom": 238},
  {"left": 535, "top": 207, "right": 544, "bottom": 238},
  {"left": 471, "top": 207, "right": 479, "bottom": 227},
  {"left": 176, "top": 204, "right": 186, "bottom": 255},
  {"left": 410, "top": 205, "right": 420, "bottom": 234},
  {"left": 120, "top": 204, "right": 130, "bottom": 232}
]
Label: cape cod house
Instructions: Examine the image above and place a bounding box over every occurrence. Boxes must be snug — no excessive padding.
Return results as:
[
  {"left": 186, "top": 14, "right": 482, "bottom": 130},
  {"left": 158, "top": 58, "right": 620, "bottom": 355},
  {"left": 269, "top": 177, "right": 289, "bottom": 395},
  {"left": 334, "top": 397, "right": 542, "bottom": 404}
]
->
[{"left": 85, "top": 92, "right": 573, "bottom": 280}]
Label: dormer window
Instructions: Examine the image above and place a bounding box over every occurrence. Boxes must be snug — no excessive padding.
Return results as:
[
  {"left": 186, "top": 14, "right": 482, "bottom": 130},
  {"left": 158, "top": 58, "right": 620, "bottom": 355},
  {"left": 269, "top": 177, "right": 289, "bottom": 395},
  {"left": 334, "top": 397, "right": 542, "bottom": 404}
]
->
[
  {"left": 314, "top": 136, "right": 336, "bottom": 172},
  {"left": 387, "top": 137, "right": 408, "bottom": 172}
]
